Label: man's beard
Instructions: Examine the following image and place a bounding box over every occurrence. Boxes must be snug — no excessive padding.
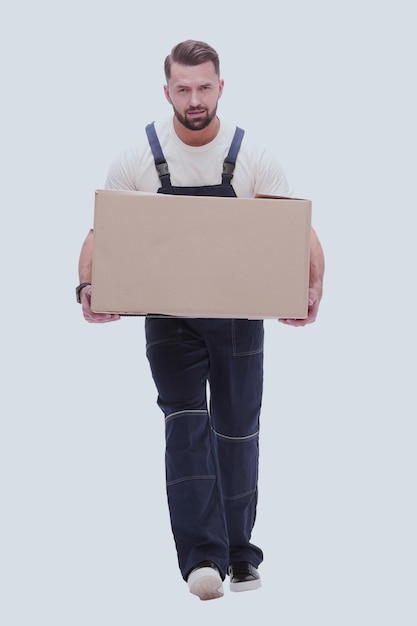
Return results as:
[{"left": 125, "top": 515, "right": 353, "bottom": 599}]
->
[{"left": 173, "top": 105, "right": 218, "bottom": 131}]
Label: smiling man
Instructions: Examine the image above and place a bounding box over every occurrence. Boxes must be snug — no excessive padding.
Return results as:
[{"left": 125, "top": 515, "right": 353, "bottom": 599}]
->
[{"left": 77, "top": 40, "right": 324, "bottom": 601}]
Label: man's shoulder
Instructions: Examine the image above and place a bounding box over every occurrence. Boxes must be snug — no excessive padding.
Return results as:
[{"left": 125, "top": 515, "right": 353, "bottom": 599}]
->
[
  {"left": 152, "top": 117, "right": 174, "bottom": 142},
  {"left": 220, "top": 121, "right": 267, "bottom": 157}
]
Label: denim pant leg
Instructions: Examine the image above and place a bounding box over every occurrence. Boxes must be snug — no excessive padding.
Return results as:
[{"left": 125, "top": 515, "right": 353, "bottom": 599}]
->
[
  {"left": 145, "top": 317, "right": 229, "bottom": 580},
  {"left": 205, "top": 318, "right": 264, "bottom": 567}
]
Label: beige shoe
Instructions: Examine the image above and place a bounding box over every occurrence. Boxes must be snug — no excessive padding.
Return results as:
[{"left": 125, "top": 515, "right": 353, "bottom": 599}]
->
[{"left": 187, "top": 561, "right": 224, "bottom": 601}]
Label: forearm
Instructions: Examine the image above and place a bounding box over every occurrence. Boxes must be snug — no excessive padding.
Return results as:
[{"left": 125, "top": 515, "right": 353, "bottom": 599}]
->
[
  {"left": 279, "top": 226, "right": 324, "bottom": 326},
  {"left": 309, "top": 226, "right": 325, "bottom": 295},
  {"left": 77, "top": 228, "right": 119, "bottom": 323},
  {"left": 78, "top": 229, "right": 94, "bottom": 283}
]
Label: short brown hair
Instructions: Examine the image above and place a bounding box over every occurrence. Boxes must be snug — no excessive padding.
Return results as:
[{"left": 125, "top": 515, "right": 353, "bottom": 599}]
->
[{"left": 164, "top": 40, "right": 220, "bottom": 81}]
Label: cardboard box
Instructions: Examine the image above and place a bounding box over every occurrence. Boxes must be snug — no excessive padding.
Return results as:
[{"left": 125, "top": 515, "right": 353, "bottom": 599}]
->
[{"left": 91, "top": 189, "right": 311, "bottom": 319}]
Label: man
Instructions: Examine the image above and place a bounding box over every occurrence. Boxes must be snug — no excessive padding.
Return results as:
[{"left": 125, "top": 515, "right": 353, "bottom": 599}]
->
[{"left": 77, "top": 40, "right": 324, "bottom": 601}]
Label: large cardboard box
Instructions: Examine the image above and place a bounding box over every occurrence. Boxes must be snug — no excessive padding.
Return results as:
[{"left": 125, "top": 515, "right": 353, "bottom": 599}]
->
[{"left": 91, "top": 189, "right": 311, "bottom": 319}]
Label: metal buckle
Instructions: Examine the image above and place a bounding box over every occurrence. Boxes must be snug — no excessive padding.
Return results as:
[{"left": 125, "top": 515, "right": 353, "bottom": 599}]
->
[
  {"left": 223, "top": 161, "right": 235, "bottom": 176},
  {"left": 156, "top": 162, "right": 170, "bottom": 177}
]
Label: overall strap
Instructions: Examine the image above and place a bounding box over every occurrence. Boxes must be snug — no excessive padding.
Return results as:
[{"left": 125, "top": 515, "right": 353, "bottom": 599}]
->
[
  {"left": 145, "top": 122, "right": 172, "bottom": 188},
  {"left": 222, "top": 126, "right": 245, "bottom": 184}
]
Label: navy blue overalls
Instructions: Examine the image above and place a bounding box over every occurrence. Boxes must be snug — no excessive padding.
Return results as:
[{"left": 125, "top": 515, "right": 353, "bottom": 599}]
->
[{"left": 144, "top": 122, "right": 264, "bottom": 580}]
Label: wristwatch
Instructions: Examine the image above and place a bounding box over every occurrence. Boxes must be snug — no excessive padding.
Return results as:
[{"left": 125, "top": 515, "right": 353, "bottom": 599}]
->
[{"left": 76, "top": 282, "right": 91, "bottom": 303}]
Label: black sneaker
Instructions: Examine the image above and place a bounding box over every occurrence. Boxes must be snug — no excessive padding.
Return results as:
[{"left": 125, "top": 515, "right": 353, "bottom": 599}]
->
[{"left": 228, "top": 562, "right": 262, "bottom": 592}]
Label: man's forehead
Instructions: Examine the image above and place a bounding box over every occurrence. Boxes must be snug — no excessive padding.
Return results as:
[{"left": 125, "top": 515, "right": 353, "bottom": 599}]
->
[{"left": 168, "top": 61, "right": 218, "bottom": 83}]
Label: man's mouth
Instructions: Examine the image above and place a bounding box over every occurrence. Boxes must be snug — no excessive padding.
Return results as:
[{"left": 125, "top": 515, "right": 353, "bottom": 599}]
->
[{"left": 187, "top": 109, "right": 206, "bottom": 116}]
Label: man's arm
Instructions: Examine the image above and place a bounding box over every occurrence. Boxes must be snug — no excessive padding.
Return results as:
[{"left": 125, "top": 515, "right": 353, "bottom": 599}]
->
[
  {"left": 279, "top": 226, "right": 325, "bottom": 326},
  {"left": 78, "top": 229, "right": 94, "bottom": 284},
  {"left": 78, "top": 229, "right": 120, "bottom": 323}
]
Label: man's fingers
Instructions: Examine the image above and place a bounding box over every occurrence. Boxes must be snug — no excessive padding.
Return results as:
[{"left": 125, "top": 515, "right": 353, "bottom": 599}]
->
[
  {"left": 81, "top": 286, "right": 120, "bottom": 323},
  {"left": 86, "top": 312, "right": 120, "bottom": 323}
]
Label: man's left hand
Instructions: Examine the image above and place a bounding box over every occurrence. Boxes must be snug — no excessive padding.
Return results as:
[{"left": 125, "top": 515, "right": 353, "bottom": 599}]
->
[{"left": 278, "top": 286, "right": 322, "bottom": 327}]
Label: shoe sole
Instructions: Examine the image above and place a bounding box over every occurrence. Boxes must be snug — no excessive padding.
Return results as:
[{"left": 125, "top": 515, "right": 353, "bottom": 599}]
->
[
  {"left": 230, "top": 578, "right": 262, "bottom": 592},
  {"left": 188, "top": 568, "right": 224, "bottom": 601}
]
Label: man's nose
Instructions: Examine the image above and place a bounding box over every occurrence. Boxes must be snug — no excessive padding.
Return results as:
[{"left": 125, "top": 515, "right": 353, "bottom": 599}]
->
[{"left": 189, "top": 90, "right": 201, "bottom": 107}]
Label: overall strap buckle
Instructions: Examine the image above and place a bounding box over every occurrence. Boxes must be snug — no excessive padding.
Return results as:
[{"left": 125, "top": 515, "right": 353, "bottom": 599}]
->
[
  {"left": 146, "top": 122, "right": 172, "bottom": 188},
  {"left": 221, "top": 126, "right": 245, "bottom": 185}
]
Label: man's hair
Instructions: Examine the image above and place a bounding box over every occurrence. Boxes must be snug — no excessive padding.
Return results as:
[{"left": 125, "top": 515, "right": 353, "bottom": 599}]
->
[{"left": 164, "top": 40, "right": 220, "bottom": 81}]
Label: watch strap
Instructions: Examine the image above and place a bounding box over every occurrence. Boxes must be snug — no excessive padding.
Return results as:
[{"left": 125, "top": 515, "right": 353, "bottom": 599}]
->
[{"left": 76, "top": 282, "right": 91, "bottom": 303}]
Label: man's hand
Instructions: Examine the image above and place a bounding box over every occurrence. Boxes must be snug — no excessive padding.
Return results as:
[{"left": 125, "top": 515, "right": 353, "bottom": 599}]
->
[
  {"left": 279, "top": 286, "right": 321, "bottom": 327},
  {"left": 81, "top": 285, "right": 120, "bottom": 323},
  {"left": 280, "top": 226, "right": 325, "bottom": 328}
]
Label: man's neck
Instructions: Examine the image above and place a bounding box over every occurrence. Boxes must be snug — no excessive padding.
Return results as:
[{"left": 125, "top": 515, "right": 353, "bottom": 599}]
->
[{"left": 173, "top": 116, "right": 220, "bottom": 147}]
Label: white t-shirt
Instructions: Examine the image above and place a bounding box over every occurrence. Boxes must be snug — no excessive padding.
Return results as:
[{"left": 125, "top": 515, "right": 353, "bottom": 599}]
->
[{"left": 105, "top": 117, "right": 292, "bottom": 198}]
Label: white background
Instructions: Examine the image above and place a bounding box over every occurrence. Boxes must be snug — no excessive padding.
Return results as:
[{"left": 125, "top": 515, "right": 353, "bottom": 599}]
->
[{"left": 1, "top": 1, "right": 416, "bottom": 624}]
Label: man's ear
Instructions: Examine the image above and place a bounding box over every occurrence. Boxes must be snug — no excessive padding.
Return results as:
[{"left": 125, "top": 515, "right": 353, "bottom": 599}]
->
[
  {"left": 218, "top": 79, "right": 225, "bottom": 99},
  {"left": 164, "top": 84, "right": 172, "bottom": 104}
]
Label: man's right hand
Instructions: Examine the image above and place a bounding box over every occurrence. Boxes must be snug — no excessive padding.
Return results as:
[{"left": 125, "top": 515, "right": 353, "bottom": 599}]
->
[{"left": 81, "top": 285, "right": 120, "bottom": 323}]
